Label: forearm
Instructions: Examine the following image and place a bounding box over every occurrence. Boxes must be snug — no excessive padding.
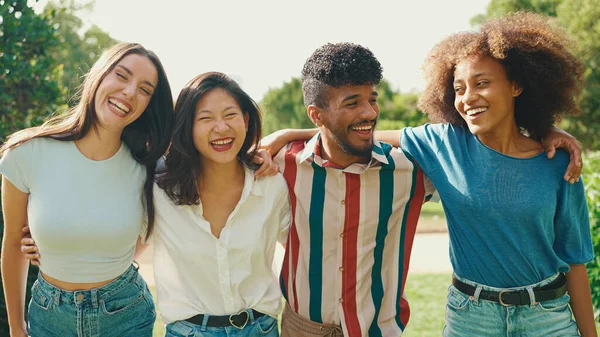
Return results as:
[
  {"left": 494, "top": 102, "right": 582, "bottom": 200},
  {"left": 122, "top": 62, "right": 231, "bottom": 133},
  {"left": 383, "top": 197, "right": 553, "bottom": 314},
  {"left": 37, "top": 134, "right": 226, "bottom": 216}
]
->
[
  {"left": 1, "top": 239, "right": 30, "bottom": 332},
  {"left": 261, "top": 128, "right": 318, "bottom": 156},
  {"left": 374, "top": 130, "right": 402, "bottom": 147},
  {"left": 566, "top": 265, "right": 597, "bottom": 337}
]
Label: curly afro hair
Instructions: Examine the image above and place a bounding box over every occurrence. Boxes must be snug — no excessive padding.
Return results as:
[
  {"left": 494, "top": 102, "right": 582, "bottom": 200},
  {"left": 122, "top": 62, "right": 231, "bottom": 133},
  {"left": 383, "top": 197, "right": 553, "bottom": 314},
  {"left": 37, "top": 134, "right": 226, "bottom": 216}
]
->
[
  {"left": 418, "top": 12, "right": 584, "bottom": 138},
  {"left": 301, "top": 42, "right": 383, "bottom": 108}
]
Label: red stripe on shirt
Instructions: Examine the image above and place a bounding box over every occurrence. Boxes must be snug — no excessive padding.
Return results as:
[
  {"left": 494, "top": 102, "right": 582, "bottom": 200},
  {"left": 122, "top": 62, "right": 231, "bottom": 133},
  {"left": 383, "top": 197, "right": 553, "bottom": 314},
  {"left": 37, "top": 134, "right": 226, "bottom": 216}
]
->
[
  {"left": 342, "top": 173, "right": 362, "bottom": 335},
  {"left": 282, "top": 141, "right": 304, "bottom": 311},
  {"left": 399, "top": 167, "right": 425, "bottom": 327}
]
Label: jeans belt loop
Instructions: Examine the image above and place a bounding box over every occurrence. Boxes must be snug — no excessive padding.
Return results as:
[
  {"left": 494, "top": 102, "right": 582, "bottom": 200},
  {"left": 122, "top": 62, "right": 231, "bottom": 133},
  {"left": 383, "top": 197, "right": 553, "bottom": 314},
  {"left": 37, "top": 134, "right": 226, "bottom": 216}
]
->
[
  {"left": 526, "top": 287, "right": 536, "bottom": 307},
  {"left": 473, "top": 285, "right": 483, "bottom": 305},
  {"left": 91, "top": 289, "right": 98, "bottom": 309},
  {"left": 200, "top": 314, "right": 210, "bottom": 331},
  {"left": 52, "top": 287, "right": 60, "bottom": 307},
  {"left": 248, "top": 309, "right": 256, "bottom": 325}
]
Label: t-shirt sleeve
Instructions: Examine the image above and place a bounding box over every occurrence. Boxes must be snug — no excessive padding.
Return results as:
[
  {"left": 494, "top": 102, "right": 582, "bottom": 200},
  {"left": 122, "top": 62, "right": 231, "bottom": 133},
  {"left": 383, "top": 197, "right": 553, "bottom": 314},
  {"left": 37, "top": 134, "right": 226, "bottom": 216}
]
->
[
  {"left": 553, "top": 178, "right": 594, "bottom": 264},
  {"left": 0, "top": 141, "right": 35, "bottom": 193},
  {"left": 400, "top": 124, "right": 448, "bottom": 177}
]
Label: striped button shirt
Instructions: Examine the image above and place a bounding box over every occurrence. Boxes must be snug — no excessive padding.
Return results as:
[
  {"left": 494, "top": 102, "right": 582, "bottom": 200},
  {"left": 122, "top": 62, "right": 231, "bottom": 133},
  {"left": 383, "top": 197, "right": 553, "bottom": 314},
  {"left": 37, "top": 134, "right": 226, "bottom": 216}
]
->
[{"left": 274, "top": 134, "right": 436, "bottom": 337}]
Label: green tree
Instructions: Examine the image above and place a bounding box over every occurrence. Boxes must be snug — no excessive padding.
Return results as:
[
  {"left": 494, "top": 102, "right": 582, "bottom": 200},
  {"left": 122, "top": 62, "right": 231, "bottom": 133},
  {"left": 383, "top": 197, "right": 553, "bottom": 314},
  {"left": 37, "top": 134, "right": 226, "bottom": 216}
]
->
[
  {"left": 0, "top": 0, "right": 63, "bottom": 333},
  {"left": 471, "top": 0, "right": 600, "bottom": 149},
  {"left": 583, "top": 152, "right": 600, "bottom": 321},
  {"left": 44, "top": 0, "right": 118, "bottom": 104},
  {"left": 0, "top": 0, "right": 65, "bottom": 143},
  {"left": 261, "top": 77, "right": 313, "bottom": 135}
]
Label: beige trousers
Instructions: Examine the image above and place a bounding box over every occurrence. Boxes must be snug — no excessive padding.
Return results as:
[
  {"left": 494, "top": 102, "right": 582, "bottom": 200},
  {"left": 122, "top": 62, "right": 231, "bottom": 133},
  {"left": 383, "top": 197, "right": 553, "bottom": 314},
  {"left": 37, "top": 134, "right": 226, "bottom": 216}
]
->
[{"left": 280, "top": 302, "right": 344, "bottom": 337}]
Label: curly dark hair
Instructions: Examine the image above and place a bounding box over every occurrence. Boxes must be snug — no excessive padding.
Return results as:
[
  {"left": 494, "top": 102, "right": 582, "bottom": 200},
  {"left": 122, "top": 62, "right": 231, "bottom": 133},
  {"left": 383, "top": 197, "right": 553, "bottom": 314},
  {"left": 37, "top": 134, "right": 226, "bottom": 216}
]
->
[
  {"left": 156, "top": 72, "right": 262, "bottom": 205},
  {"left": 418, "top": 12, "right": 584, "bottom": 138},
  {"left": 301, "top": 42, "right": 383, "bottom": 108}
]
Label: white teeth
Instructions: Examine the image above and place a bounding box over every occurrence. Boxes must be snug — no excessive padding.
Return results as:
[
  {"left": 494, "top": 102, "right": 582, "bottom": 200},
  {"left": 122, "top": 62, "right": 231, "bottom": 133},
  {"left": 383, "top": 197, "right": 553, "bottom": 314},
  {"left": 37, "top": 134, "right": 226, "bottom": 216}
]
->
[
  {"left": 352, "top": 125, "right": 372, "bottom": 131},
  {"left": 108, "top": 98, "right": 130, "bottom": 114},
  {"left": 466, "top": 107, "right": 487, "bottom": 116},
  {"left": 211, "top": 139, "right": 233, "bottom": 145}
]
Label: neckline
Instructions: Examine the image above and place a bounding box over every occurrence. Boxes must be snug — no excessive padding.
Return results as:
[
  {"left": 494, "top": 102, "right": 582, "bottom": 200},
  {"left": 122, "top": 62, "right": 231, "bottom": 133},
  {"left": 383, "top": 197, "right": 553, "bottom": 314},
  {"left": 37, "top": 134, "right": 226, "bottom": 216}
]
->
[
  {"left": 71, "top": 141, "right": 124, "bottom": 163},
  {"left": 473, "top": 134, "right": 545, "bottom": 161}
]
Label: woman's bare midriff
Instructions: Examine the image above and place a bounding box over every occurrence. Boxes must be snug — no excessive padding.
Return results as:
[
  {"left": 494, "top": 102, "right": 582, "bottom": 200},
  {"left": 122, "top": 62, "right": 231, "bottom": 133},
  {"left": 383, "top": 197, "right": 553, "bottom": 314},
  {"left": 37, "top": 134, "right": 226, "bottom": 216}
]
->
[{"left": 40, "top": 271, "right": 116, "bottom": 291}]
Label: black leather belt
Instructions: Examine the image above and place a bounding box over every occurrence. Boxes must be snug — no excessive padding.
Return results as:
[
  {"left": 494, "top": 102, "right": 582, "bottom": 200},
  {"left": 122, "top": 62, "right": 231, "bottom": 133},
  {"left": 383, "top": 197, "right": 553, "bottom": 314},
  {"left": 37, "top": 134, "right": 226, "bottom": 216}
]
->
[
  {"left": 185, "top": 309, "right": 264, "bottom": 329},
  {"left": 452, "top": 273, "right": 567, "bottom": 306}
]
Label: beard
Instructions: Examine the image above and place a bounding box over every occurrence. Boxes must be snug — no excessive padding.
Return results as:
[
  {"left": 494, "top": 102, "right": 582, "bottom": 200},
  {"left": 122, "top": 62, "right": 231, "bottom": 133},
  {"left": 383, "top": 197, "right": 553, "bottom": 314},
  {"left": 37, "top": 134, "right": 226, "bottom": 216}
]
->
[{"left": 327, "top": 121, "right": 375, "bottom": 158}]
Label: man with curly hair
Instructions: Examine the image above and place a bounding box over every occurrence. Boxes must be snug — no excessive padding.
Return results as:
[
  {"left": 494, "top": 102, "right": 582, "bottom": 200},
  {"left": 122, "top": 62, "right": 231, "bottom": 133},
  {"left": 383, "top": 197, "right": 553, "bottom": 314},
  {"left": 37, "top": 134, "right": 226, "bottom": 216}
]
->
[{"left": 270, "top": 42, "right": 437, "bottom": 337}]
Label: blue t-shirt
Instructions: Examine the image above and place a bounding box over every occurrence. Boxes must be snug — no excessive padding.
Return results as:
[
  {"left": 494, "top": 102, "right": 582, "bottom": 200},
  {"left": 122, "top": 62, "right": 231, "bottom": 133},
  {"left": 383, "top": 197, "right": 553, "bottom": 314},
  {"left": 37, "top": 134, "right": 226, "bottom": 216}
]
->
[{"left": 401, "top": 123, "right": 593, "bottom": 288}]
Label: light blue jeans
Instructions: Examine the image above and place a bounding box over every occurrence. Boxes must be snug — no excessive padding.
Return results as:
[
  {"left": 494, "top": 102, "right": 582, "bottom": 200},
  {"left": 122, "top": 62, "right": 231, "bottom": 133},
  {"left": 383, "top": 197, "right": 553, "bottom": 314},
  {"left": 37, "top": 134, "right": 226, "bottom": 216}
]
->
[
  {"left": 166, "top": 310, "right": 279, "bottom": 337},
  {"left": 28, "top": 264, "right": 156, "bottom": 337},
  {"left": 443, "top": 273, "right": 580, "bottom": 337}
]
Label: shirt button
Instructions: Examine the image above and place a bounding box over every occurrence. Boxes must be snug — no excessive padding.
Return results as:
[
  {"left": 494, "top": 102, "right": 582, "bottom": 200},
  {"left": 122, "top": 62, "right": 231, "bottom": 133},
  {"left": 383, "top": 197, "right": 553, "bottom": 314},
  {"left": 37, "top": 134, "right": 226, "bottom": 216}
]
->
[
  {"left": 339, "top": 298, "right": 344, "bottom": 303},
  {"left": 340, "top": 233, "right": 344, "bottom": 238},
  {"left": 339, "top": 267, "right": 344, "bottom": 272},
  {"left": 341, "top": 200, "right": 346, "bottom": 205}
]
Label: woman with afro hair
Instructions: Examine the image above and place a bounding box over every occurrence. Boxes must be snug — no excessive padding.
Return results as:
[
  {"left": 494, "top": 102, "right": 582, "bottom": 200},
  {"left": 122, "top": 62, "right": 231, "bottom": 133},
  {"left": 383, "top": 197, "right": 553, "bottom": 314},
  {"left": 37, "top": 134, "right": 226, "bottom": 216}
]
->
[{"left": 398, "top": 12, "right": 596, "bottom": 337}]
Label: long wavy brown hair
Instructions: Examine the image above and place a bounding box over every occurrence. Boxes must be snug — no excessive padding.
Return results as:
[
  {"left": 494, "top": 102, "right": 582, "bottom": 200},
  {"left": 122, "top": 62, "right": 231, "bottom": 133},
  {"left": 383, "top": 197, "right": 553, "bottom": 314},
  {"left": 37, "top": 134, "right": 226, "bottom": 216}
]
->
[
  {"left": 156, "top": 72, "right": 262, "bottom": 205},
  {"left": 0, "top": 43, "right": 174, "bottom": 240}
]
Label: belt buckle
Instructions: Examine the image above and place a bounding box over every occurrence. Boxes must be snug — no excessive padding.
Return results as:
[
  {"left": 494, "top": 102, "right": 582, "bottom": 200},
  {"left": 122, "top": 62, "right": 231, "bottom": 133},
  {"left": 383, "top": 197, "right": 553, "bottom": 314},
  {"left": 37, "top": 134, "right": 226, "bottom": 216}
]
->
[
  {"left": 229, "top": 310, "right": 249, "bottom": 330},
  {"left": 498, "top": 289, "right": 513, "bottom": 307}
]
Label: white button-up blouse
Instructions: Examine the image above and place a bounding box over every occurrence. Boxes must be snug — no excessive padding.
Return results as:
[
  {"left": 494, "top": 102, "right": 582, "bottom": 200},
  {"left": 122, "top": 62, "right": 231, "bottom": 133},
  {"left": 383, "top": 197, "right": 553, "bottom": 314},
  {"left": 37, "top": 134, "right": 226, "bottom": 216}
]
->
[{"left": 151, "top": 169, "right": 291, "bottom": 324}]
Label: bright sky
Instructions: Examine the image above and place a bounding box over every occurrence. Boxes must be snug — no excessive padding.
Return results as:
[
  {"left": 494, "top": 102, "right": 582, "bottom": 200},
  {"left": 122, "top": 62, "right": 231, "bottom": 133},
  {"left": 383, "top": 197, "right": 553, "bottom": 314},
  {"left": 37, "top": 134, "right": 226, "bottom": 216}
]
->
[{"left": 32, "top": 0, "right": 490, "bottom": 101}]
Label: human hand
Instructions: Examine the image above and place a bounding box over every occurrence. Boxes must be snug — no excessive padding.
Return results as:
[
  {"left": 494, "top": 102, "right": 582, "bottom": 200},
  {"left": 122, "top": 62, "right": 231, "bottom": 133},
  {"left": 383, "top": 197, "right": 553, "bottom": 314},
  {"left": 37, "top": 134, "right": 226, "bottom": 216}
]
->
[
  {"left": 20, "top": 226, "right": 40, "bottom": 266},
  {"left": 541, "top": 127, "right": 582, "bottom": 183}
]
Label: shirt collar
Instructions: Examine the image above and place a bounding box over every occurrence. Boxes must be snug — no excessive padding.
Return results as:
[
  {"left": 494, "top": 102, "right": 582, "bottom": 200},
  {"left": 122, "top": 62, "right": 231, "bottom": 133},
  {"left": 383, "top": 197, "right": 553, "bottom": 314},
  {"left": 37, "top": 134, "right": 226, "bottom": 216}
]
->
[{"left": 299, "top": 132, "right": 389, "bottom": 169}]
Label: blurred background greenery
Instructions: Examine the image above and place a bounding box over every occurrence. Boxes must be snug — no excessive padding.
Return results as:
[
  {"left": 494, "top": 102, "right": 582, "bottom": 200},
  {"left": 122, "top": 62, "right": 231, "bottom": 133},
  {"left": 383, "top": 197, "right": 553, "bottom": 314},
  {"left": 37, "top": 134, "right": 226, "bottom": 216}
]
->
[{"left": 1, "top": 0, "right": 599, "bottom": 335}]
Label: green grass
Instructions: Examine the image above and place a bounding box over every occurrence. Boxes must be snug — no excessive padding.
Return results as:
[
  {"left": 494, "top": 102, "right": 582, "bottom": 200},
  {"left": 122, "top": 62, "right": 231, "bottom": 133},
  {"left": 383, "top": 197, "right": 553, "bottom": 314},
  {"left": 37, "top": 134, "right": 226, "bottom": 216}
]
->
[
  {"left": 417, "top": 202, "right": 447, "bottom": 233},
  {"left": 150, "top": 273, "right": 600, "bottom": 336},
  {"left": 402, "top": 273, "right": 450, "bottom": 336}
]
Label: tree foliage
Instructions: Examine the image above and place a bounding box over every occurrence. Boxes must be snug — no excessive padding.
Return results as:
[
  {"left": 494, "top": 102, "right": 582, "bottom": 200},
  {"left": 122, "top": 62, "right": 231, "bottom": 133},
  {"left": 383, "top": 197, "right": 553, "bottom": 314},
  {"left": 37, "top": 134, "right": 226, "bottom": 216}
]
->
[
  {"left": 44, "top": 0, "right": 118, "bottom": 102},
  {"left": 583, "top": 152, "right": 600, "bottom": 321},
  {"left": 260, "top": 78, "right": 429, "bottom": 135},
  {"left": 471, "top": 0, "right": 600, "bottom": 149},
  {"left": 0, "top": 0, "right": 65, "bottom": 144}
]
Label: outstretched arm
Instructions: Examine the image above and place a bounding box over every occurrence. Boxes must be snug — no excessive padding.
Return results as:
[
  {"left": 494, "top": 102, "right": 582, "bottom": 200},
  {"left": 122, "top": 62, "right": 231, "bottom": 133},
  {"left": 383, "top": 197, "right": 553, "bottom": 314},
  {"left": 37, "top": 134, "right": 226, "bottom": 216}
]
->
[
  {"left": 374, "top": 130, "right": 402, "bottom": 147},
  {"left": 261, "top": 129, "right": 318, "bottom": 156}
]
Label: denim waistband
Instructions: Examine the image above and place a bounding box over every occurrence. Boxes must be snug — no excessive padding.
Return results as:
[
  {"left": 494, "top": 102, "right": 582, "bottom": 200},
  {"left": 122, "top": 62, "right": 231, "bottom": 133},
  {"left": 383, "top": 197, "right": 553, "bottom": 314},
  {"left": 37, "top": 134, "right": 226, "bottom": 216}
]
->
[
  {"left": 453, "top": 273, "right": 561, "bottom": 292},
  {"left": 33, "top": 263, "right": 143, "bottom": 306}
]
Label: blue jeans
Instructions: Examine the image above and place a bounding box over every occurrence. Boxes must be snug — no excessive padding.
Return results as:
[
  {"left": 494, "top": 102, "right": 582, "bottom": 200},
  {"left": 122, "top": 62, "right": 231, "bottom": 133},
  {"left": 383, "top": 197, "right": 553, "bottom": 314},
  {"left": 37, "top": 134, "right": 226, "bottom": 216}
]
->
[
  {"left": 443, "top": 273, "right": 580, "bottom": 337},
  {"left": 28, "top": 264, "right": 156, "bottom": 337},
  {"left": 166, "top": 310, "right": 279, "bottom": 337}
]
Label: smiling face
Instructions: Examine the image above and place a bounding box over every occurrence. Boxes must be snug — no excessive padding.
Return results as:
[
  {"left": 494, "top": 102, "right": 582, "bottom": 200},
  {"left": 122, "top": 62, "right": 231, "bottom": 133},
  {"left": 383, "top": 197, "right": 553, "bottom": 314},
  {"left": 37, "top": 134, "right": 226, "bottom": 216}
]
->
[
  {"left": 93, "top": 53, "right": 158, "bottom": 133},
  {"left": 453, "top": 55, "right": 522, "bottom": 136},
  {"left": 317, "top": 84, "right": 379, "bottom": 160},
  {"left": 192, "top": 88, "right": 248, "bottom": 167}
]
